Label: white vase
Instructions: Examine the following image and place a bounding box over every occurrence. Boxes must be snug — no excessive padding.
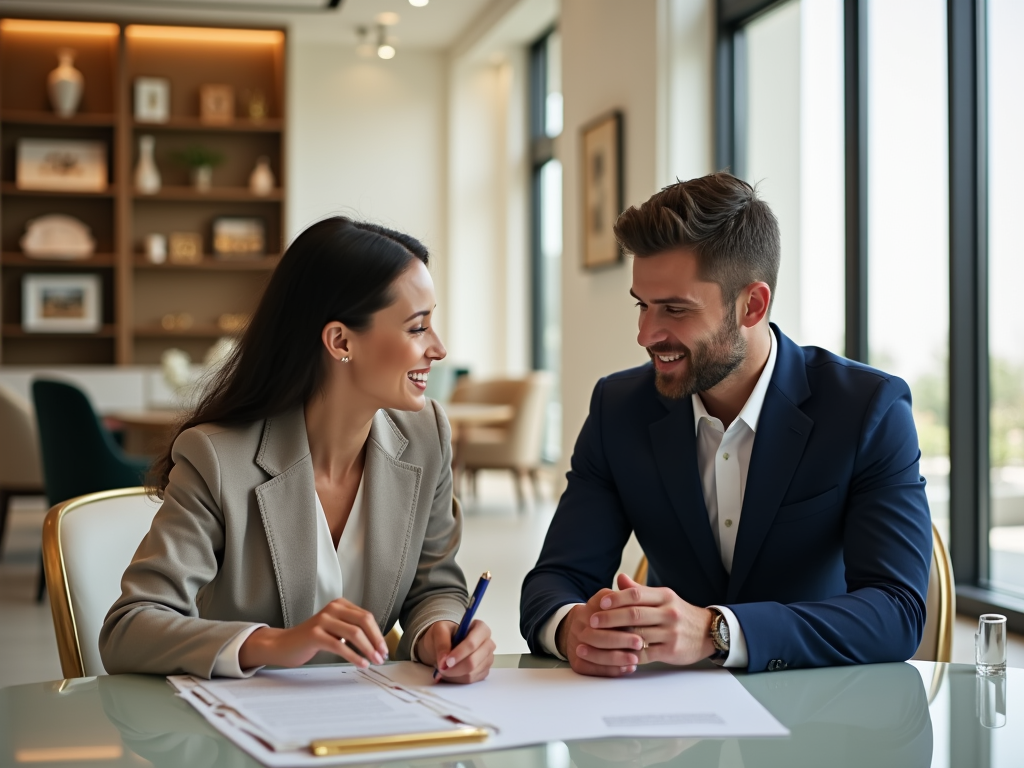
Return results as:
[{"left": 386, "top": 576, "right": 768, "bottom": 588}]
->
[
  {"left": 249, "top": 156, "right": 275, "bottom": 196},
  {"left": 134, "top": 135, "right": 161, "bottom": 194},
  {"left": 48, "top": 48, "right": 84, "bottom": 118},
  {"left": 192, "top": 165, "right": 213, "bottom": 192}
]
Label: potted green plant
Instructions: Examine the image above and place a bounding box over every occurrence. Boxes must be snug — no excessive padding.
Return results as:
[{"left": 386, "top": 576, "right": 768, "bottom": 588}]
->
[{"left": 171, "top": 145, "right": 225, "bottom": 192}]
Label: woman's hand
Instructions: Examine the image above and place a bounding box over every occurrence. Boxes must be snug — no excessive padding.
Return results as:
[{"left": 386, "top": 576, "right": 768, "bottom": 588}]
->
[
  {"left": 238, "top": 598, "right": 388, "bottom": 670},
  {"left": 416, "top": 620, "right": 495, "bottom": 684}
]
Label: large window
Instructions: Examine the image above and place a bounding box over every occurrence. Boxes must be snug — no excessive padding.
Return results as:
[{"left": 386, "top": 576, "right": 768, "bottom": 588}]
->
[
  {"left": 741, "top": 0, "right": 845, "bottom": 354},
  {"left": 987, "top": 0, "right": 1024, "bottom": 595},
  {"left": 719, "top": 0, "right": 1024, "bottom": 625},
  {"left": 866, "top": 0, "right": 950, "bottom": 545},
  {"left": 530, "top": 30, "right": 562, "bottom": 462}
]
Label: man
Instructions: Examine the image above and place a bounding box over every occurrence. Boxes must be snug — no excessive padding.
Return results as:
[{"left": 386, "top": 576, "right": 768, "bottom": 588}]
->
[{"left": 520, "top": 172, "right": 932, "bottom": 675}]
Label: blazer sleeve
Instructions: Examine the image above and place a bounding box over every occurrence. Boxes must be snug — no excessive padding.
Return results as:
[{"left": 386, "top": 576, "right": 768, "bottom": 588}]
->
[
  {"left": 520, "top": 377, "right": 633, "bottom": 654},
  {"left": 395, "top": 401, "right": 469, "bottom": 659},
  {"left": 728, "top": 375, "right": 933, "bottom": 671},
  {"left": 99, "top": 428, "right": 260, "bottom": 677}
]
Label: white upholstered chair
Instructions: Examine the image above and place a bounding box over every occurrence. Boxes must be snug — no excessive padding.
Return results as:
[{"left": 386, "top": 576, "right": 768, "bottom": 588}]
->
[
  {"left": 0, "top": 382, "right": 46, "bottom": 554},
  {"left": 43, "top": 486, "right": 405, "bottom": 677},
  {"left": 42, "top": 487, "right": 160, "bottom": 678}
]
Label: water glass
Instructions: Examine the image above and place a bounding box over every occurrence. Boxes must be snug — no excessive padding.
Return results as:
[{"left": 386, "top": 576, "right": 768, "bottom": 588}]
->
[{"left": 975, "top": 614, "right": 1007, "bottom": 675}]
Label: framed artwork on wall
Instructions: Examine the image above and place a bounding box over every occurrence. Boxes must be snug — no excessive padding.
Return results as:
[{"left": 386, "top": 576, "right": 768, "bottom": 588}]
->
[
  {"left": 22, "top": 274, "right": 102, "bottom": 333},
  {"left": 16, "top": 139, "right": 108, "bottom": 192},
  {"left": 580, "top": 111, "right": 624, "bottom": 269}
]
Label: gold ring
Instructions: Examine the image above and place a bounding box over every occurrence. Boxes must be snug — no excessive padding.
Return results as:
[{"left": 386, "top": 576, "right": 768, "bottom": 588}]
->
[{"left": 642, "top": 639, "right": 649, "bottom": 650}]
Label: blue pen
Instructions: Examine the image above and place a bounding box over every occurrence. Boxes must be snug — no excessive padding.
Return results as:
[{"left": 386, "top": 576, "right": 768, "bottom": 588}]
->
[{"left": 434, "top": 571, "right": 491, "bottom": 679}]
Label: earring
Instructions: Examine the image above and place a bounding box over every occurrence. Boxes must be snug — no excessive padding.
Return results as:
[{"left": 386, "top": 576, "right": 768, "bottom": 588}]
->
[{"left": 340, "top": 356, "right": 350, "bottom": 363}]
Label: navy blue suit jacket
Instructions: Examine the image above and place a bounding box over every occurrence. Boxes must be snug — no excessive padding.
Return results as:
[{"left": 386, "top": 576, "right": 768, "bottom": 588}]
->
[{"left": 520, "top": 324, "right": 933, "bottom": 672}]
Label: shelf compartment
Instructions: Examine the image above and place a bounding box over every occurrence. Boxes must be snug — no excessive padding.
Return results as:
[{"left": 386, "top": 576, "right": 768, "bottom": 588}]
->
[
  {"left": 134, "top": 325, "right": 235, "bottom": 338},
  {"left": 2, "top": 252, "right": 116, "bottom": 268},
  {"left": 2, "top": 110, "right": 118, "bottom": 126},
  {"left": 132, "top": 186, "right": 281, "bottom": 202},
  {"left": 1, "top": 183, "right": 116, "bottom": 198},
  {"left": 2, "top": 323, "right": 116, "bottom": 338},
  {"left": 133, "top": 117, "right": 283, "bottom": 133},
  {"left": 134, "top": 255, "right": 280, "bottom": 271}
]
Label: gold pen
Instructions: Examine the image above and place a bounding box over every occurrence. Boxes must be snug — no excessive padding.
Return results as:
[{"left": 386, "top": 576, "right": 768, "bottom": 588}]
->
[{"left": 310, "top": 726, "right": 489, "bottom": 756}]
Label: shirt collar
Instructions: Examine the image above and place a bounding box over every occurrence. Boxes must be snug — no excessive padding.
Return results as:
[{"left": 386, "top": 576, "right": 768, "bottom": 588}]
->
[{"left": 692, "top": 326, "right": 778, "bottom": 435}]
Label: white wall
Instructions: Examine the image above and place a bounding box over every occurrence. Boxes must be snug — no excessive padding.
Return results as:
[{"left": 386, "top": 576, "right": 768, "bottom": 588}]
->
[
  {"left": 287, "top": 44, "right": 450, "bottom": 337},
  {"left": 558, "top": 0, "right": 715, "bottom": 475}
]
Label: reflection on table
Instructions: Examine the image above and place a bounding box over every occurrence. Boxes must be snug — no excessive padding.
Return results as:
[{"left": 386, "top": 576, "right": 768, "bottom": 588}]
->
[{"left": 2, "top": 657, "right": 1022, "bottom": 767}]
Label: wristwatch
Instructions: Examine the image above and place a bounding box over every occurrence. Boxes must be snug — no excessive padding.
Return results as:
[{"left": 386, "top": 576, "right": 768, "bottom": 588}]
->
[{"left": 709, "top": 608, "right": 730, "bottom": 658}]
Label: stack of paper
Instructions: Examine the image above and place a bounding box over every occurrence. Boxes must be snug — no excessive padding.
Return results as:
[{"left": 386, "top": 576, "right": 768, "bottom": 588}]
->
[{"left": 171, "top": 663, "right": 788, "bottom": 766}]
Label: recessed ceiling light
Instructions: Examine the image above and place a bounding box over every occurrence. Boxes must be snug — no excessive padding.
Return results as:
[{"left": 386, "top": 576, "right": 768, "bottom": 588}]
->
[
  {"left": 376, "top": 12, "right": 401, "bottom": 25},
  {"left": 409, "top": 0, "right": 429, "bottom": 7},
  {"left": 377, "top": 43, "right": 396, "bottom": 60}
]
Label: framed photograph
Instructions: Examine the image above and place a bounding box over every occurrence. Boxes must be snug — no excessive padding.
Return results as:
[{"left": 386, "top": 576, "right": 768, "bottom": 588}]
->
[
  {"left": 213, "top": 217, "right": 265, "bottom": 260},
  {"left": 200, "top": 84, "right": 235, "bottom": 125},
  {"left": 581, "top": 111, "right": 624, "bottom": 269},
  {"left": 16, "top": 139, "right": 108, "bottom": 192},
  {"left": 22, "top": 274, "right": 102, "bottom": 333},
  {"left": 169, "top": 232, "right": 203, "bottom": 264},
  {"left": 134, "top": 77, "right": 170, "bottom": 123}
]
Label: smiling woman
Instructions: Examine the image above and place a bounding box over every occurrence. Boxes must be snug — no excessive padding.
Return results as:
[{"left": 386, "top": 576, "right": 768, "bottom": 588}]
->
[{"left": 100, "top": 216, "right": 495, "bottom": 683}]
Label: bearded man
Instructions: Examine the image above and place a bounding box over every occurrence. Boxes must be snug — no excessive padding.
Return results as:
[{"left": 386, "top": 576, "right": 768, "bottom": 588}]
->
[{"left": 520, "top": 172, "right": 932, "bottom": 675}]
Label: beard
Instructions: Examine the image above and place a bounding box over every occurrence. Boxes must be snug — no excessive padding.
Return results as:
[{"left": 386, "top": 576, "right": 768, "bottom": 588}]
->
[{"left": 648, "top": 308, "right": 747, "bottom": 400}]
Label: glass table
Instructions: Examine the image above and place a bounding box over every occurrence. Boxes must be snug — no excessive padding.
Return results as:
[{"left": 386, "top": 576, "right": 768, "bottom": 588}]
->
[{"left": 0, "top": 655, "right": 1019, "bottom": 767}]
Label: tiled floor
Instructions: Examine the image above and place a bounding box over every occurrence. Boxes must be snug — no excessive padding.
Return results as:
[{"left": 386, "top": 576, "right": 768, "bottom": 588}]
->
[{"left": 1, "top": 477, "right": 1022, "bottom": 689}]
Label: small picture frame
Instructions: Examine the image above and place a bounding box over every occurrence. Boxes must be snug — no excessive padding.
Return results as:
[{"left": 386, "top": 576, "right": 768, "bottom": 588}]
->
[
  {"left": 213, "top": 217, "right": 265, "bottom": 260},
  {"left": 581, "top": 111, "right": 624, "bottom": 269},
  {"left": 22, "top": 274, "right": 102, "bottom": 333},
  {"left": 169, "top": 232, "right": 204, "bottom": 264},
  {"left": 16, "top": 139, "right": 108, "bottom": 192},
  {"left": 134, "top": 77, "right": 170, "bottom": 123},
  {"left": 200, "top": 84, "right": 235, "bottom": 125}
]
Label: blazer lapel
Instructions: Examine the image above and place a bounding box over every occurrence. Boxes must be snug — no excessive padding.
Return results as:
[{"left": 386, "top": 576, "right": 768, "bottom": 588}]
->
[
  {"left": 254, "top": 407, "right": 317, "bottom": 628},
  {"left": 649, "top": 396, "right": 729, "bottom": 594},
  {"left": 727, "top": 327, "right": 813, "bottom": 601},
  {"left": 360, "top": 410, "right": 423, "bottom": 630}
]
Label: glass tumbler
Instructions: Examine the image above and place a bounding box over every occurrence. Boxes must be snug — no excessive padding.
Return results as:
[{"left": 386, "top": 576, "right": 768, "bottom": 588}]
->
[{"left": 975, "top": 614, "right": 1007, "bottom": 675}]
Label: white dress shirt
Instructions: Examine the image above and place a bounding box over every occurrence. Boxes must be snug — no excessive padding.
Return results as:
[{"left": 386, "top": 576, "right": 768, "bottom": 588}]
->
[
  {"left": 213, "top": 477, "right": 367, "bottom": 677},
  {"left": 540, "top": 330, "right": 778, "bottom": 669}
]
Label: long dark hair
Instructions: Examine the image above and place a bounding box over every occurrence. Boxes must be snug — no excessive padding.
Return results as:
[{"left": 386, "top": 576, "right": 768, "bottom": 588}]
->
[{"left": 151, "top": 216, "right": 429, "bottom": 496}]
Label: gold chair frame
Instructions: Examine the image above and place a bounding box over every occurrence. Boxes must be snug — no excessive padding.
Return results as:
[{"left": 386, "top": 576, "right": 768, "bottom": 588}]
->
[
  {"left": 42, "top": 486, "right": 149, "bottom": 679},
  {"left": 44, "top": 486, "right": 407, "bottom": 678},
  {"left": 630, "top": 522, "right": 955, "bottom": 663}
]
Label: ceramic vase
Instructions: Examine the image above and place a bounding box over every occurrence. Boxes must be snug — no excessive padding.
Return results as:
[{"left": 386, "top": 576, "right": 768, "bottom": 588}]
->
[
  {"left": 48, "top": 48, "right": 84, "bottom": 118},
  {"left": 134, "top": 135, "right": 161, "bottom": 195},
  {"left": 192, "top": 165, "right": 213, "bottom": 192},
  {"left": 249, "top": 156, "right": 275, "bottom": 196}
]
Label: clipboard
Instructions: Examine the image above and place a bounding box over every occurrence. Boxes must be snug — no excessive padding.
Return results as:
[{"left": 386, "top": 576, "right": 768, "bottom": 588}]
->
[{"left": 310, "top": 726, "right": 489, "bottom": 756}]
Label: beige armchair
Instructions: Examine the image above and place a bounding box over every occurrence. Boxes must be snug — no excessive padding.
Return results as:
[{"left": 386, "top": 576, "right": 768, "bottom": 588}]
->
[
  {"left": 450, "top": 371, "right": 553, "bottom": 506},
  {"left": 0, "top": 383, "right": 45, "bottom": 555}
]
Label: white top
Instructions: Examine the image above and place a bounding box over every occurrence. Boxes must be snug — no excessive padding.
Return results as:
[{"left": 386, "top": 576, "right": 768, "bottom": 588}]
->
[
  {"left": 213, "top": 477, "right": 367, "bottom": 678},
  {"left": 540, "top": 330, "right": 778, "bottom": 670}
]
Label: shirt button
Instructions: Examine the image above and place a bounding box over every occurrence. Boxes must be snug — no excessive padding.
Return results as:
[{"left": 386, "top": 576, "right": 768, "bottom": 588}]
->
[
  {"left": 723, "top": 453, "right": 730, "bottom": 460},
  {"left": 724, "top": 519, "right": 733, "bottom": 528}
]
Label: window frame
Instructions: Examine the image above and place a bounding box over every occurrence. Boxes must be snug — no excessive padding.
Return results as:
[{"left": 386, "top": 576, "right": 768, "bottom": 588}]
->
[{"left": 714, "top": 0, "right": 1024, "bottom": 630}]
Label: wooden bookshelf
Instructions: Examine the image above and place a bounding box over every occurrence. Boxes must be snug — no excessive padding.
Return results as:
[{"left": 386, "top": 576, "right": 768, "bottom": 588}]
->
[{"left": 0, "top": 18, "right": 286, "bottom": 365}]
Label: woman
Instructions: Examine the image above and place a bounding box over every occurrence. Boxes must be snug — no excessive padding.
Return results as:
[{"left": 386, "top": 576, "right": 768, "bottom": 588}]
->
[{"left": 100, "top": 217, "right": 494, "bottom": 682}]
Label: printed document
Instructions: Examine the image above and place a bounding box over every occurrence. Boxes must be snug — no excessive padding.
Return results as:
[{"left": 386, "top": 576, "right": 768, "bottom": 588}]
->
[{"left": 171, "top": 662, "right": 788, "bottom": 767}]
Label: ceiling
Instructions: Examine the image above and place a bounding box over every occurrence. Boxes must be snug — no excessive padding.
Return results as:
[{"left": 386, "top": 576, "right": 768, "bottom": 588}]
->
[{"left": 0, "top": 0, "right": 499, "bottom": 47}]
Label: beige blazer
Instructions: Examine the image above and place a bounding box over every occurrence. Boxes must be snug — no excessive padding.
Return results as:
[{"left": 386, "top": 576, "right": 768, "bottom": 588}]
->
[{"left": 100, "top": 402, "right": 468, "bottom": 677}]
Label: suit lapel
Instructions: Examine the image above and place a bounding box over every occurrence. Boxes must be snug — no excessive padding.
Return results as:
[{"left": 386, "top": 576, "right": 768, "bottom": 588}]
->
[
  {"left": 649, "top": 397, "right": 728, "bottom": 594},
  {"left": 360, "top": 410, "right": 423, "bottom": 630},
  {"left": 727, "top": 327, "right": 813, "bottom": 601},
  {"left": 254, "top": 407, "right": 317, "bottom": 628}
]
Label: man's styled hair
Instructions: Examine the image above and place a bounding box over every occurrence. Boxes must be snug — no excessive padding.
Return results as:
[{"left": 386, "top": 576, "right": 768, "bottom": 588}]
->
[{"left": 613, "top": 172, "right": 781, "bottom": 307}]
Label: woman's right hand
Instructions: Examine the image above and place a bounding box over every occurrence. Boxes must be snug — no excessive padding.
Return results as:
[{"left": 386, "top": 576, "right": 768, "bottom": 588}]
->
[{"left": 238, "top": 598, "right": 389, "bottom": 670}]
